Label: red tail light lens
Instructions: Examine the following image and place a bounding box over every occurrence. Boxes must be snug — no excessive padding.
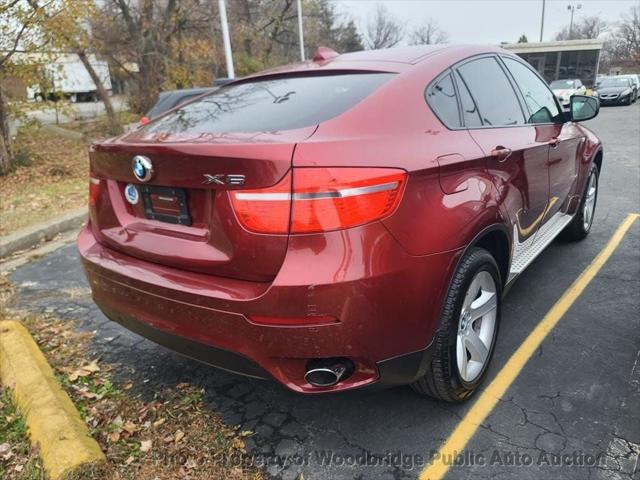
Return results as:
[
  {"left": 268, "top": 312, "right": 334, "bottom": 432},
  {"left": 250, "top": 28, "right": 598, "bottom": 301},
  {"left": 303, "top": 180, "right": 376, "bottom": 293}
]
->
[
  {"left": 230, "top": 168, "right": 406, "bottom": 234},
  {"left": 291, "top": 168, "right": 406, "bottom": 233},
  {"left": 230, "top": 171, "right": 292, "bottom": 234},
  {"left": 89, "top": 177, "right": 102, "bottom": 207}
]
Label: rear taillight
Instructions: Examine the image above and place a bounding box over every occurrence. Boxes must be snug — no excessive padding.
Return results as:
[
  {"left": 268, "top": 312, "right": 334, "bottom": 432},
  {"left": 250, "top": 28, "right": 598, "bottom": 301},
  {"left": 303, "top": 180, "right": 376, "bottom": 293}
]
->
[
  {"left": 88, "top": 177, "right": 102, "bottom": 207},
  {"left": 230, "top": 168, "right": 406, "bottom": 234}
]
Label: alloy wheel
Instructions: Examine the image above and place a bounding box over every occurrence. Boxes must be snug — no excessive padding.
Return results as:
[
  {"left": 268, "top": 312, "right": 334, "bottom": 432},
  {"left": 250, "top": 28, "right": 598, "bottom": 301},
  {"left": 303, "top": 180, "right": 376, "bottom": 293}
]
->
[
  {"left": 456, "top": 271, "right": 498, "bottom": 383},
  {"left": 583, "top": 172, "right": 597, "bottom": 231}
]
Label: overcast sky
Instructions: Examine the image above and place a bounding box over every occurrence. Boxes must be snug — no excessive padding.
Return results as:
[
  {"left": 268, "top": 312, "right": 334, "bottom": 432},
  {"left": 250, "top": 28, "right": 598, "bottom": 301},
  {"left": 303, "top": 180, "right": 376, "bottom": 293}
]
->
[{"left": 330, "top": 0, "right": 637, "bottom": 45}]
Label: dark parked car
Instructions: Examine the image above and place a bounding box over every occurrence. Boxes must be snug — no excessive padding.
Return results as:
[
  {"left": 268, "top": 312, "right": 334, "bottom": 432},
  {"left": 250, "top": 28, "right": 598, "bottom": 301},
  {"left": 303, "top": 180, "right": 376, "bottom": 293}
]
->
[
  {"left": 80, "top": 45, "right": 602, "bottom": 402},
  {"left": 595, "top": 76, "right": 636, "bottom": 105},
  {"left": 139, "top": 79, "right": 235, "bottom": 125}
]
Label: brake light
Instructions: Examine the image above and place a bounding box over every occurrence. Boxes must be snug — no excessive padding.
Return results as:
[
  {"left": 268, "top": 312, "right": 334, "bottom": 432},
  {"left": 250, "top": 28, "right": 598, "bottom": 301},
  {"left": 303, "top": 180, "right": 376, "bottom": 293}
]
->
[
  {"left": 89, "top": 177, "right": 102, "bottom": 207},
  {"left": 230, "top": 168, "right": 406, "bottom": 234},
  {"left": 230, "top": 171, "right": 292, "bottom": 234},
  {"left": 139, "top": 116, "right": 150, "bottom": 126}
]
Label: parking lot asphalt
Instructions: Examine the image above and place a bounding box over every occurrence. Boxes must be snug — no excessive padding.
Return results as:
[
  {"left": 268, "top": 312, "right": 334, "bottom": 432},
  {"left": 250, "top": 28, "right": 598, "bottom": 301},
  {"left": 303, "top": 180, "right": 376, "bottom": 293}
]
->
[{"left": 7, "top": 102, "right": 640, "bottom": 480}]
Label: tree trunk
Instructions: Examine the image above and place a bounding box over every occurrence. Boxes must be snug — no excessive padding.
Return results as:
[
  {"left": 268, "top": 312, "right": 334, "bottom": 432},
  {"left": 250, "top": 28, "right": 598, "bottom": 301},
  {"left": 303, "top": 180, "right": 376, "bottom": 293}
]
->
[
  {"left": 0, "top": 86, "right": 13, "bottom": 175},
  {"left": 76, "top": 50, "right": 122, "bottom": 135}
]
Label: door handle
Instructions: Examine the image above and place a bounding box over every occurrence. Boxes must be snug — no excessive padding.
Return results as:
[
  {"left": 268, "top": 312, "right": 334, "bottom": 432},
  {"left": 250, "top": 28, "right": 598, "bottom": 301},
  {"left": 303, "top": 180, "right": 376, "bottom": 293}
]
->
[
  {"left": 548, "top": 138, "right": 560, "bottom": 148},
  {"left": 491, "top": 146, "right": 512, "bottom": 162}
]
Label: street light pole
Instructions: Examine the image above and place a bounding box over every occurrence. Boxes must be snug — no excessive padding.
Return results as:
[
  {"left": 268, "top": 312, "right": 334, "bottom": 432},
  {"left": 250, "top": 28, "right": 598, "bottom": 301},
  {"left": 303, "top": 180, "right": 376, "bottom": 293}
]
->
[
  {"left": 218, "top": 0, "right": 235, "bottom": 79},
  {"left": 567, "top": 3, "right": 582, "bottom": 40},
  {"left": 539, "top": 0, "right": 546, "bottom": 42},
  {"left": 297, "top": 0, "right": 305, "bottom": 61}
]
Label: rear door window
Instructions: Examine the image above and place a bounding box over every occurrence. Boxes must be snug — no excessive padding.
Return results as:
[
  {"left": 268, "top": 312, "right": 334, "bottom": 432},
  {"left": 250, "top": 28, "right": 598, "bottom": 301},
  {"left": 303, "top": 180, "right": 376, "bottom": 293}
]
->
[
  {"left": 453, "top": 70, "right": 483, "bottom": 128},
  {"left": 426, "top": 73, "right": 461, "bottom": 128},
  {"left": 456, "top": 57, "right": 525, "bottom": 127},
  {"left": 142, "top": 73, "right": 394, "bottom": 134}
]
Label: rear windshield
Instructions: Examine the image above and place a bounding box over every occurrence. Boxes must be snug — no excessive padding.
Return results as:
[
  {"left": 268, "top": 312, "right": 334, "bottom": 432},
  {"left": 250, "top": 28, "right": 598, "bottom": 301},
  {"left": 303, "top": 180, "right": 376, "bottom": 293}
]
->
[
  {"left": 141, "top": 73, "right": 394, "bottom": 135},
  {"left": 599, "top": 77, "right": 631, "bottom": 88},
  {"left": 550, "top": 80, "right": 576, "bottom": 89}
]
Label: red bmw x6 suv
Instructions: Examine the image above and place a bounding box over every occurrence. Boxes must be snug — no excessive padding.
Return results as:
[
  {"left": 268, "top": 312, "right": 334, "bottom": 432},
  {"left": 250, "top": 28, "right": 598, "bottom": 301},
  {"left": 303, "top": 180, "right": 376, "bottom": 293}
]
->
[{"left": 79, "top": 45, "right": 602, "bottom": 401}]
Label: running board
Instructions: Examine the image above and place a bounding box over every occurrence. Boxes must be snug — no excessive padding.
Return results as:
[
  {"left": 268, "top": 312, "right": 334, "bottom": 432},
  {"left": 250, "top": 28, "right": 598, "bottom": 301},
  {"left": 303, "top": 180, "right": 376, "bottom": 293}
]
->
[{"left": 507, "top": 212, "right": 574, "bottom": 284}]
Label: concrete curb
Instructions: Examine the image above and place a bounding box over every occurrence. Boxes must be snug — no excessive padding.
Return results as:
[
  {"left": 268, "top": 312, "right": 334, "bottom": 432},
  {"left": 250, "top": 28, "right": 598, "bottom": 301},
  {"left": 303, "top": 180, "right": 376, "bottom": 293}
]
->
[
  {"left": 0, "top": 320, "right": 105, "bottom": 479},
  {"left": 0, "top": 208, "right": 86, "bottom": 258}
]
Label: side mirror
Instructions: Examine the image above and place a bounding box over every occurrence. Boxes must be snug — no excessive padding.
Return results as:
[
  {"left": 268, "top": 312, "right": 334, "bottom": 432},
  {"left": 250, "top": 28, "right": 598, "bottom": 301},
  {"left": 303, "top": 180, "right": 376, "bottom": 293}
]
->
[{"left": 570, "top": 95, "right": 599, "bottom": 122}]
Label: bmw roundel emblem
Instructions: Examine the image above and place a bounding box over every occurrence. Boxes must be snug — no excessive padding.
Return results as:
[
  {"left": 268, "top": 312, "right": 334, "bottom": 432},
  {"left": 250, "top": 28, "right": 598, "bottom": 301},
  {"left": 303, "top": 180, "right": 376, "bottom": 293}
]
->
[
  {"left": 124, "top": 184, "right": 139, "bottom": 204},
  {"left": 132, "top": 155, "right": 153, "bottom": 182}
]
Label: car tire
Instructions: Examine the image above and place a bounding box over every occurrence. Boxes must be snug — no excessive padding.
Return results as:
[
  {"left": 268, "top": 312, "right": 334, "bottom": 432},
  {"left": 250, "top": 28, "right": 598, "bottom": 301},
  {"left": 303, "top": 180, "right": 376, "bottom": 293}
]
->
[
  {"left": 561, "top": 163, "right": 599, "bottom": 241},
  {"left": 411, "top": 247, "right": 501, "bottom": 402}
]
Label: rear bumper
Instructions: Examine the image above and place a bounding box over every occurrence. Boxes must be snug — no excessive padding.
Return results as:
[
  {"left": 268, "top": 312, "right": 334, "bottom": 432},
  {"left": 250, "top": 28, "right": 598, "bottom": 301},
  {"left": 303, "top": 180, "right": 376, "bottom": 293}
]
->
[{"left": 78, "top": 223, "right": 459, "bottom": 393}]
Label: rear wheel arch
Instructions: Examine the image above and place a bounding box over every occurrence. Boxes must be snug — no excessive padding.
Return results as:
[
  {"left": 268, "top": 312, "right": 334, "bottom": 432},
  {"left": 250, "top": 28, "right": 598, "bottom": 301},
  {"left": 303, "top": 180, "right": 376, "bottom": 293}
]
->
[
  {"left": 593, "top": 149, "right": 603, "bottom": 173},
  {"left": 471, "top": 227, "right": 511, "bottom": 287}
]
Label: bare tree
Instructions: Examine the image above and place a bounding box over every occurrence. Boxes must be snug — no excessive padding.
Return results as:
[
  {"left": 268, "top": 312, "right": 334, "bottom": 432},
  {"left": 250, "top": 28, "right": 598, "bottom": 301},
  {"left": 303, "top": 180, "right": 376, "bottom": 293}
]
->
[
  {"left": 93, "top": 0, "right": 368, "bottom": 113},
  {"left": 364, "top": 5, "right": 403, "bottom": 49},
  {"left": 409, "top": 18, "right": 449, "bottom": 45},
  {"left": 602, "top": 6, "right": 640, "bottom": 71},
  {"left": 555, "top": 16, "right": 607, "bottom": 40}
]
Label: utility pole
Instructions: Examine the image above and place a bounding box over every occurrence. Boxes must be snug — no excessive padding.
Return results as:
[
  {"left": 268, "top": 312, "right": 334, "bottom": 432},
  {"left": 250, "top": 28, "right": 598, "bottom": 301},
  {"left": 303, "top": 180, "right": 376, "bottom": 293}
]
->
[
  {"left": 297, "top": 0, "right": 305, "bottom": 61},
  {"left": 539, "top": 0, "right": 546, "bottom": 42},
  {"left": 567, "top": 3, "right": 582, "bottom": 40},
  {"left": 218, "top": 0, "right": 235, "bottom": 79}
]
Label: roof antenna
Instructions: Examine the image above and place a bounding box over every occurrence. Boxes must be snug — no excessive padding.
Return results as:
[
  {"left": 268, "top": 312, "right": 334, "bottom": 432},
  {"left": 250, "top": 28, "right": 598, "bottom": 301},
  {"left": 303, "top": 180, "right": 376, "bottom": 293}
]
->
[{"left": 313, "top": 46, "right": 339, "bottom": 62}]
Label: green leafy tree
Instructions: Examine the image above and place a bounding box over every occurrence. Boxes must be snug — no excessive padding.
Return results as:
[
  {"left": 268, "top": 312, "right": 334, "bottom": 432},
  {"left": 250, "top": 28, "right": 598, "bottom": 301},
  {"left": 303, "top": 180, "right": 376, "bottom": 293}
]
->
[{"left": 26, "top": 0, "right": 121, "bottom": 135}]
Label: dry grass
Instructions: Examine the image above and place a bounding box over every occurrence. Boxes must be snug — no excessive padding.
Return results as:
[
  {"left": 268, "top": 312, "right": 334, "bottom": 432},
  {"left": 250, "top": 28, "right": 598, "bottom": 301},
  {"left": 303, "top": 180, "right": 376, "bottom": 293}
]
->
[{"left": 0, "top": 113, "right": 137, "bottom": 236}]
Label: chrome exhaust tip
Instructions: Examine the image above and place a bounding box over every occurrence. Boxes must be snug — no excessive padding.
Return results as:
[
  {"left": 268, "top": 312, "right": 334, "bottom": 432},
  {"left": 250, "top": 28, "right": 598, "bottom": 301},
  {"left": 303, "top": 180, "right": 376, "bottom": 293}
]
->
[{"left": 304, "top": 358, "right": 354, "bottom": 387}]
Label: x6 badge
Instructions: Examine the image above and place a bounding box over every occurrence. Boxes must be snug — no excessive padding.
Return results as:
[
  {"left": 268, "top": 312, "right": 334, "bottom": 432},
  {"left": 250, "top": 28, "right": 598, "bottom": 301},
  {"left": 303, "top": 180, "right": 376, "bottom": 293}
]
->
[{"left": 202, "top": 174, "right": 246, "bottom": 186}]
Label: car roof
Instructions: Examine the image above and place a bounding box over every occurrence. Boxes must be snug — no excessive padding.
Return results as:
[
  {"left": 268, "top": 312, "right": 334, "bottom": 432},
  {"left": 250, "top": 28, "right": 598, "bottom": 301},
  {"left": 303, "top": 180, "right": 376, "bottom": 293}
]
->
[{"left": 336, "top": 45, "right": 450, "bottom": 64}]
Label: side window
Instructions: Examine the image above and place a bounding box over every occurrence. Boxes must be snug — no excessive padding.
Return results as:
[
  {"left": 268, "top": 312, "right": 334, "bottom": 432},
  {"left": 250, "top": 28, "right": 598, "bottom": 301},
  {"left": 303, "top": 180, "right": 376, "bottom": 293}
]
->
[
  {"left": 453, "top": 70, "right": 482, "bottom": 127},
  {"left": 502, "top": 57, "right": 561, "bottom": 124},
  {"left": 456, "top": 57, "right": 525, "bottom": 126},
  {"left": 426, "top": 73, "right": 461, "bottom": 128}
]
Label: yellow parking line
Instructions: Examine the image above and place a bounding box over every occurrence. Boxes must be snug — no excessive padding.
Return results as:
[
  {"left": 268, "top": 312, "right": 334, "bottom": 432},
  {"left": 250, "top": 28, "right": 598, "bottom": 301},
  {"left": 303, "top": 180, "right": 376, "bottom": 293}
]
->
[{"left": 420, "top": 213, "right": 640, "bottom": 480}]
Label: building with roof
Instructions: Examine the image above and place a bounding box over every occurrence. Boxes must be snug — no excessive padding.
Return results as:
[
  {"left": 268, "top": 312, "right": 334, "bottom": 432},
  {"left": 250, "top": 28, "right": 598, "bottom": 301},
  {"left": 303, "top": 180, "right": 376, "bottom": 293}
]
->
[{"left": 501, "top": 39, "right": 604, "bottom": 87}]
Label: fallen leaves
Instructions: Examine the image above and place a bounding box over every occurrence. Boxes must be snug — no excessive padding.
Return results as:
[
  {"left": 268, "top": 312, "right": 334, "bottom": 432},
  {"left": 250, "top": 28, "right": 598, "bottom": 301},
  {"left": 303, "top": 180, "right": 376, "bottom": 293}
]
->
[
  {"left": 2, "top": 310, "right": 265, "bottom": 480},
  {"left": 0, "top": 442, "right": 14, "bottom": 462},
  {"left": 67, "top": 359, "right": 100, "bottom": 381},
  {"left": 0, "top": 387, "right": 43, "bottom": 478},
  {"left": 174, "top": 430, "right": 185, "bottom": 444},
  {"left": 140, "top": 439, "right": 152, "bottom": 453},
  {"left": 122, "top": 421, "right": 138, "bottom": 435}
]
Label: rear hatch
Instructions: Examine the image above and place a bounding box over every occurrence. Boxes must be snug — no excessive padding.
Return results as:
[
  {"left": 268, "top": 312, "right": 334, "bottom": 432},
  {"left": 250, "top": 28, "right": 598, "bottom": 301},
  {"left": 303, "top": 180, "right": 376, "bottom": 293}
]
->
[
  {"left": 88, "top": 72, "right": 394, "bottom": 282},
  {"left": 89, "top": 133, "right": 312, "bottom": 282}
]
